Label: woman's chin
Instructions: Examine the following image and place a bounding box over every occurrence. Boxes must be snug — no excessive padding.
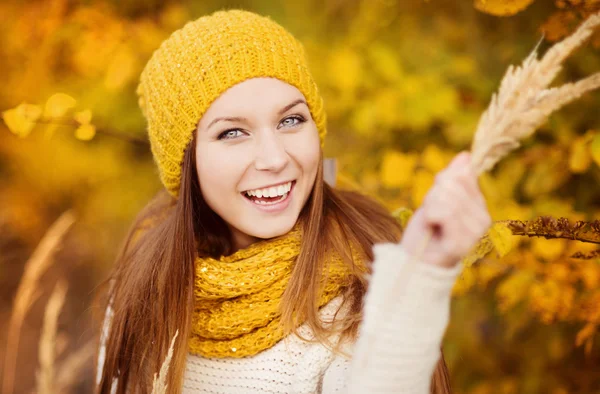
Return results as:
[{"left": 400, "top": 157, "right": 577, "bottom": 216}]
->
[{"left": 243, "top": 219, "right": 297, "bottom": 240}]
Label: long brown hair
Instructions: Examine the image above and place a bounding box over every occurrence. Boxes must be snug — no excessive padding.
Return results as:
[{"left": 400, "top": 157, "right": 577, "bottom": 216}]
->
[{"left": 95, "top": 129, "right": 452, "bottom": 394}]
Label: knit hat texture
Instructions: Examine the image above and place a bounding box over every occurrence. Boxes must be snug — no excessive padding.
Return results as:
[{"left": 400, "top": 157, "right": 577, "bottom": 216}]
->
[{"left": 137, "top": 9, "right": 328, "bottom": 198}]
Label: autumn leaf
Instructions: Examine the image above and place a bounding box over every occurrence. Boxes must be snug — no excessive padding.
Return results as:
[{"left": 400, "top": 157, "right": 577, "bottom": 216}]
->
[
  {"left": 327, "top": 47, "right": 362, "bottom": 93},
  {"left": 411, "top": 169, "right": 435, "bottom": 207},
  {"left": 575, "top": 323, "right": 597, "bottom": 356},
  {"left": 569, "top": 133, "right": 594, "bottom": 173},
  {"left": 462, "top": 235, "right": 495, "bottom": 267},
  {"left": 380, "top": 150, "right": 418, "bottom": 188},
  {"left": 104, "top": 44, "right": 138, "bottom": 91},
  {"left": 531, "top": 237, "right": 567, "bottom": 261},
  {"left": 74, "top": 124, "right": 96, "bottom": 141},
  {"left": 474, "top": 0, "right": 536, "bottom": 16},
  {"left": 496, "top": 270, "right": 534, "bottom": 312},
  {"left": 489, "top": 222, "right": 519, "bottom": 257},
  {"left": 2, "top": 103, "right": 43, "bottom": 137},
  {"left": 391, "top": 207, "right": 414, "bottom": 230},
  {"left": 421, "top": 144, "right": 451, "bottom": 173},
  {"left": 74, "top": 109, "right": 93, "bottom": 125},
  {"left": 591, "top": 132, "right": 600, "bottom": 167},
  {"left": 44, "top": 93, "right": 76, "bottom": 118}
]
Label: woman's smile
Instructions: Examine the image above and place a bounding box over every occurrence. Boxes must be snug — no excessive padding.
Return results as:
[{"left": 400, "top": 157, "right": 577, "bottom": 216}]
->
[{"left": 241, "top": 180, "right": 296, "bottom": 213}]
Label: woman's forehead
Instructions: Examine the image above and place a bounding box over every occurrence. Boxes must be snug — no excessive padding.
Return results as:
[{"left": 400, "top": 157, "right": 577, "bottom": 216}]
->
[{"left": 200, "top": 78, "right": 306, "bottom": 120}]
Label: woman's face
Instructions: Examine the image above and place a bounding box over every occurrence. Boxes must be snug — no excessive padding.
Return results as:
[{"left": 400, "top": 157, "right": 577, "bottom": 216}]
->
[{"left": 195, "top": 77, "right": 321, "bottom": 251}]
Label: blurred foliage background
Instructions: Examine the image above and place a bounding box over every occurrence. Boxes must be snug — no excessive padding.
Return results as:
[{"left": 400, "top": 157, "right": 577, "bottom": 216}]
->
[{"left": 1, "top": 0, "right": 600, "bottom": 393}]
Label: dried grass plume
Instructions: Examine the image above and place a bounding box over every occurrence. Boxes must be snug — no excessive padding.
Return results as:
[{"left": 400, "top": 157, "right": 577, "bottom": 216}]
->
[
  {"left": 470, "top": 12, "right": 600, "bottom": 174},
  {"left": 151, "top": 330, "right": 180, "bottom": 394},
  {"left": 36, "top": 281, "right": 68, "bottom": 394}
]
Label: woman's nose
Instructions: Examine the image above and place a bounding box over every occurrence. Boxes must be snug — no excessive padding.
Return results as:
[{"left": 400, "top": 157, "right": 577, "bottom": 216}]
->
[{"left": 254, "top": 131, "right": 289, "bottom": 172}]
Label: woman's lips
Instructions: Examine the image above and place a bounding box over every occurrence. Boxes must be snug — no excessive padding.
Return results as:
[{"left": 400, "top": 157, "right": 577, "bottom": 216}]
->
[{"left": 242, "top": 180, "right": 296, "bottom": 213}]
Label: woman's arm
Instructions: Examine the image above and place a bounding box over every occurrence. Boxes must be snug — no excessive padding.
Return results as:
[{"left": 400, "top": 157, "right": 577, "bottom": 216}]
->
[
  {"left": 345, "top": 242, "right": 461, "bottom": 393},
  {"left": 342, "top": 152, "right": 490, "bottom": 393}
]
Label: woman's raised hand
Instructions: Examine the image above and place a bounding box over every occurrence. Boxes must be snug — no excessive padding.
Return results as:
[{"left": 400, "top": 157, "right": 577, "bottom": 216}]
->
[{"left": 400, "top": 151, "right": 492, "bottom": 268}]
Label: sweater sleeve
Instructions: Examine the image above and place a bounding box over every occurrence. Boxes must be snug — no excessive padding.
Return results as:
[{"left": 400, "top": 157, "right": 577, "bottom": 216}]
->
[{"left": 345, "top": 242, "right": 462, "bottom": 394}]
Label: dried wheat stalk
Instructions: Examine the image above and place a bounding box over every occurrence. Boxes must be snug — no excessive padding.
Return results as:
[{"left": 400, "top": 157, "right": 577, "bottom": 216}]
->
[
  {"left": 2, "top": 210, "right": 75, "bottom": 394},
  {"left": 470, "top": 11, "right": 600, "bottom": 174},
  {"left": 54, "top": 340, "right": 96, "bottom": 393},
  {"left": 410, "top": 11, "right": 600, "bottom": 262},
  {"left": 36, "top": 281, "right": 68, "bottom": 394},
  {"left": 151, "top": 330, "right": 179, "bottom": 394}
]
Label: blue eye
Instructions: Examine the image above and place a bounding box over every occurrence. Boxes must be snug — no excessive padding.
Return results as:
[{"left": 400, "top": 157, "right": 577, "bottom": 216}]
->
[
  {"left": 217, "top": 115, "right": 306, "bottom": 140},
  {"left": 218, "top": 129, "right": 245, "bottom": 140},
  {"left": 279, "top": 115, "right": 305, "bottom": 128}
]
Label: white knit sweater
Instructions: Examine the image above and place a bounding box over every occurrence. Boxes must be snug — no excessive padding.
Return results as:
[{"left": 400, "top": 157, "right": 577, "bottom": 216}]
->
[{"left": 97, "top": 242, "right": 462, "bottom": 393}]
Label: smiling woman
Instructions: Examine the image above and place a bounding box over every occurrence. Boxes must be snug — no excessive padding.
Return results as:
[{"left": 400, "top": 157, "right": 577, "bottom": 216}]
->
[
  {"left": 95, "top": 8, "right": 490, "bottom": 394},
  {"left": 196, "top": 78, "right": 320, "bottom": 246}
]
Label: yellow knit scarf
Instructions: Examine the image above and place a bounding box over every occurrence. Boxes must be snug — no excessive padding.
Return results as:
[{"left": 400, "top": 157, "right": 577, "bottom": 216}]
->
[{"left": 188, "top": 225, "right": 357, "bottom": 358}]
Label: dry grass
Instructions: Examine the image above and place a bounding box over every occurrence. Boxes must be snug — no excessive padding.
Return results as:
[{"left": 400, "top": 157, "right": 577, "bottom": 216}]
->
[
  {"left": 54, "top": 340, "right": 96, "bottom": 393},
  {"left": 35, "top": 279, "right": 95, "bottom": 394},
  {"left": 2, "top": 210, "right": 76, "bottom": 394},
  {"left": 413, "top": 11, "right": 600, "bottom": 265},
  {"left": 36, "top": 280, "right": 68, "bottom": 394},
  {"left": 470, "top": 11, "right": 600, "bottom": 174},
  {"left": 151, "top": 330, "right": 179, "bottom": 394}
]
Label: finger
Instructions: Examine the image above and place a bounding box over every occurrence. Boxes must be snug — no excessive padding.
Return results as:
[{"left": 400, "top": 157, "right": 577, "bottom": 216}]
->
[
  {"left": 436, "top": 171, "right": 485, "bottom": 208},
  {"left": 425, "top": 181, "right": 492, "bottom": 234},
  {"left": 449, "top": 151, "right": 471, "bottom": 170},
  {"left": 437, "top": 180, "right": 491, "bottom": 228},
  {"left": 433, "top": 151, "right": 466, "bottom": 180}
]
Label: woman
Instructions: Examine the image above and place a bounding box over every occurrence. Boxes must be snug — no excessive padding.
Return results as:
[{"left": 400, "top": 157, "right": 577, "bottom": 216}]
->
[{"left": 96, "top": 9, "right": 491, "bottom": 394}]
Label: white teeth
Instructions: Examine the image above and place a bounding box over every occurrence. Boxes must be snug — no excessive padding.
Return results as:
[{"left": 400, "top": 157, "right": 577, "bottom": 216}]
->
[
  {"left": 245, "top": 181, "right": 292, "bottom": 198},
  {"left": 253, "top": 192, "right": 287, "bottom": 205}
]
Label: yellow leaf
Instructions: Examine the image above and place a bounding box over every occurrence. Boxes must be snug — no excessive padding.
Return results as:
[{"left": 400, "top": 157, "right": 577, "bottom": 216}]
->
[
  {"left": 496, "top": 271, "right": 533, "bottom": 312},
  {"left": 75, "top": 124, "right": 96, "bottom": 141},
  {"left": 531, "top": 237, "right": 567, "bottom": 261},
  {"left": 474, "top": 0, "right": 535, "bottom": 16},
  {"left": 391, "top": 207, "right": 414, "bottom": 230},
  {"left": 104, "top": 44, "right": 137, "bottom": 91},
  {"left": 591, "top": 133, "right": 600, "bottom": 167},
  {"left": 368, "top": 44, "right": 403, "bottom": 83},
  {"left": 44, "top": 93, "right": 77, "bottom": 118},
  {"left": 74, "top": 109, "right": 93, "bottom": 125},
  {"left": 2, "top": 103, "right": 42, "bottom": 137},
  {"left": 380, "top": 150, "right": 418, "bottom": 188},
  {"left": 411, "top": 169, "right": 435, "bottom": 207},
  {"left": 43, "top": 124, "right": 59, "bottom": 140},
  {"left": 523, "top": 150, "right": 570, "bottom": 198},
  {"left": 328, "top": 47, "right": 362, "bottom": 93},
  {"left": 462, "top": 236, "right": 495, "bottom": 267},
  {"left": 452, "top": 265, "right": 476, "bottom": 296},
  {"left": 489, "top": 222, "right": 519, "bottom": 257},
  {"left": 569, "top": 133, "right": 593, "bottom": 173},
  {"left": 421, "top": 144, "right": 450, "bottom": 173}
]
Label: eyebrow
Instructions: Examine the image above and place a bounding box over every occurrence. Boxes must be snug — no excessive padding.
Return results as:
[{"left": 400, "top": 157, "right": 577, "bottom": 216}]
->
[{"left": 206, "top": 99, "right": 308, "bottom": 131}]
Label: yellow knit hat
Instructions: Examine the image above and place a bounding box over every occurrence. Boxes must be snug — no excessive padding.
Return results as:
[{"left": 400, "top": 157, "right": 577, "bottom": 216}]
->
[{"left": 137, "top": 9, "right": 328, "bottom": 198}]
